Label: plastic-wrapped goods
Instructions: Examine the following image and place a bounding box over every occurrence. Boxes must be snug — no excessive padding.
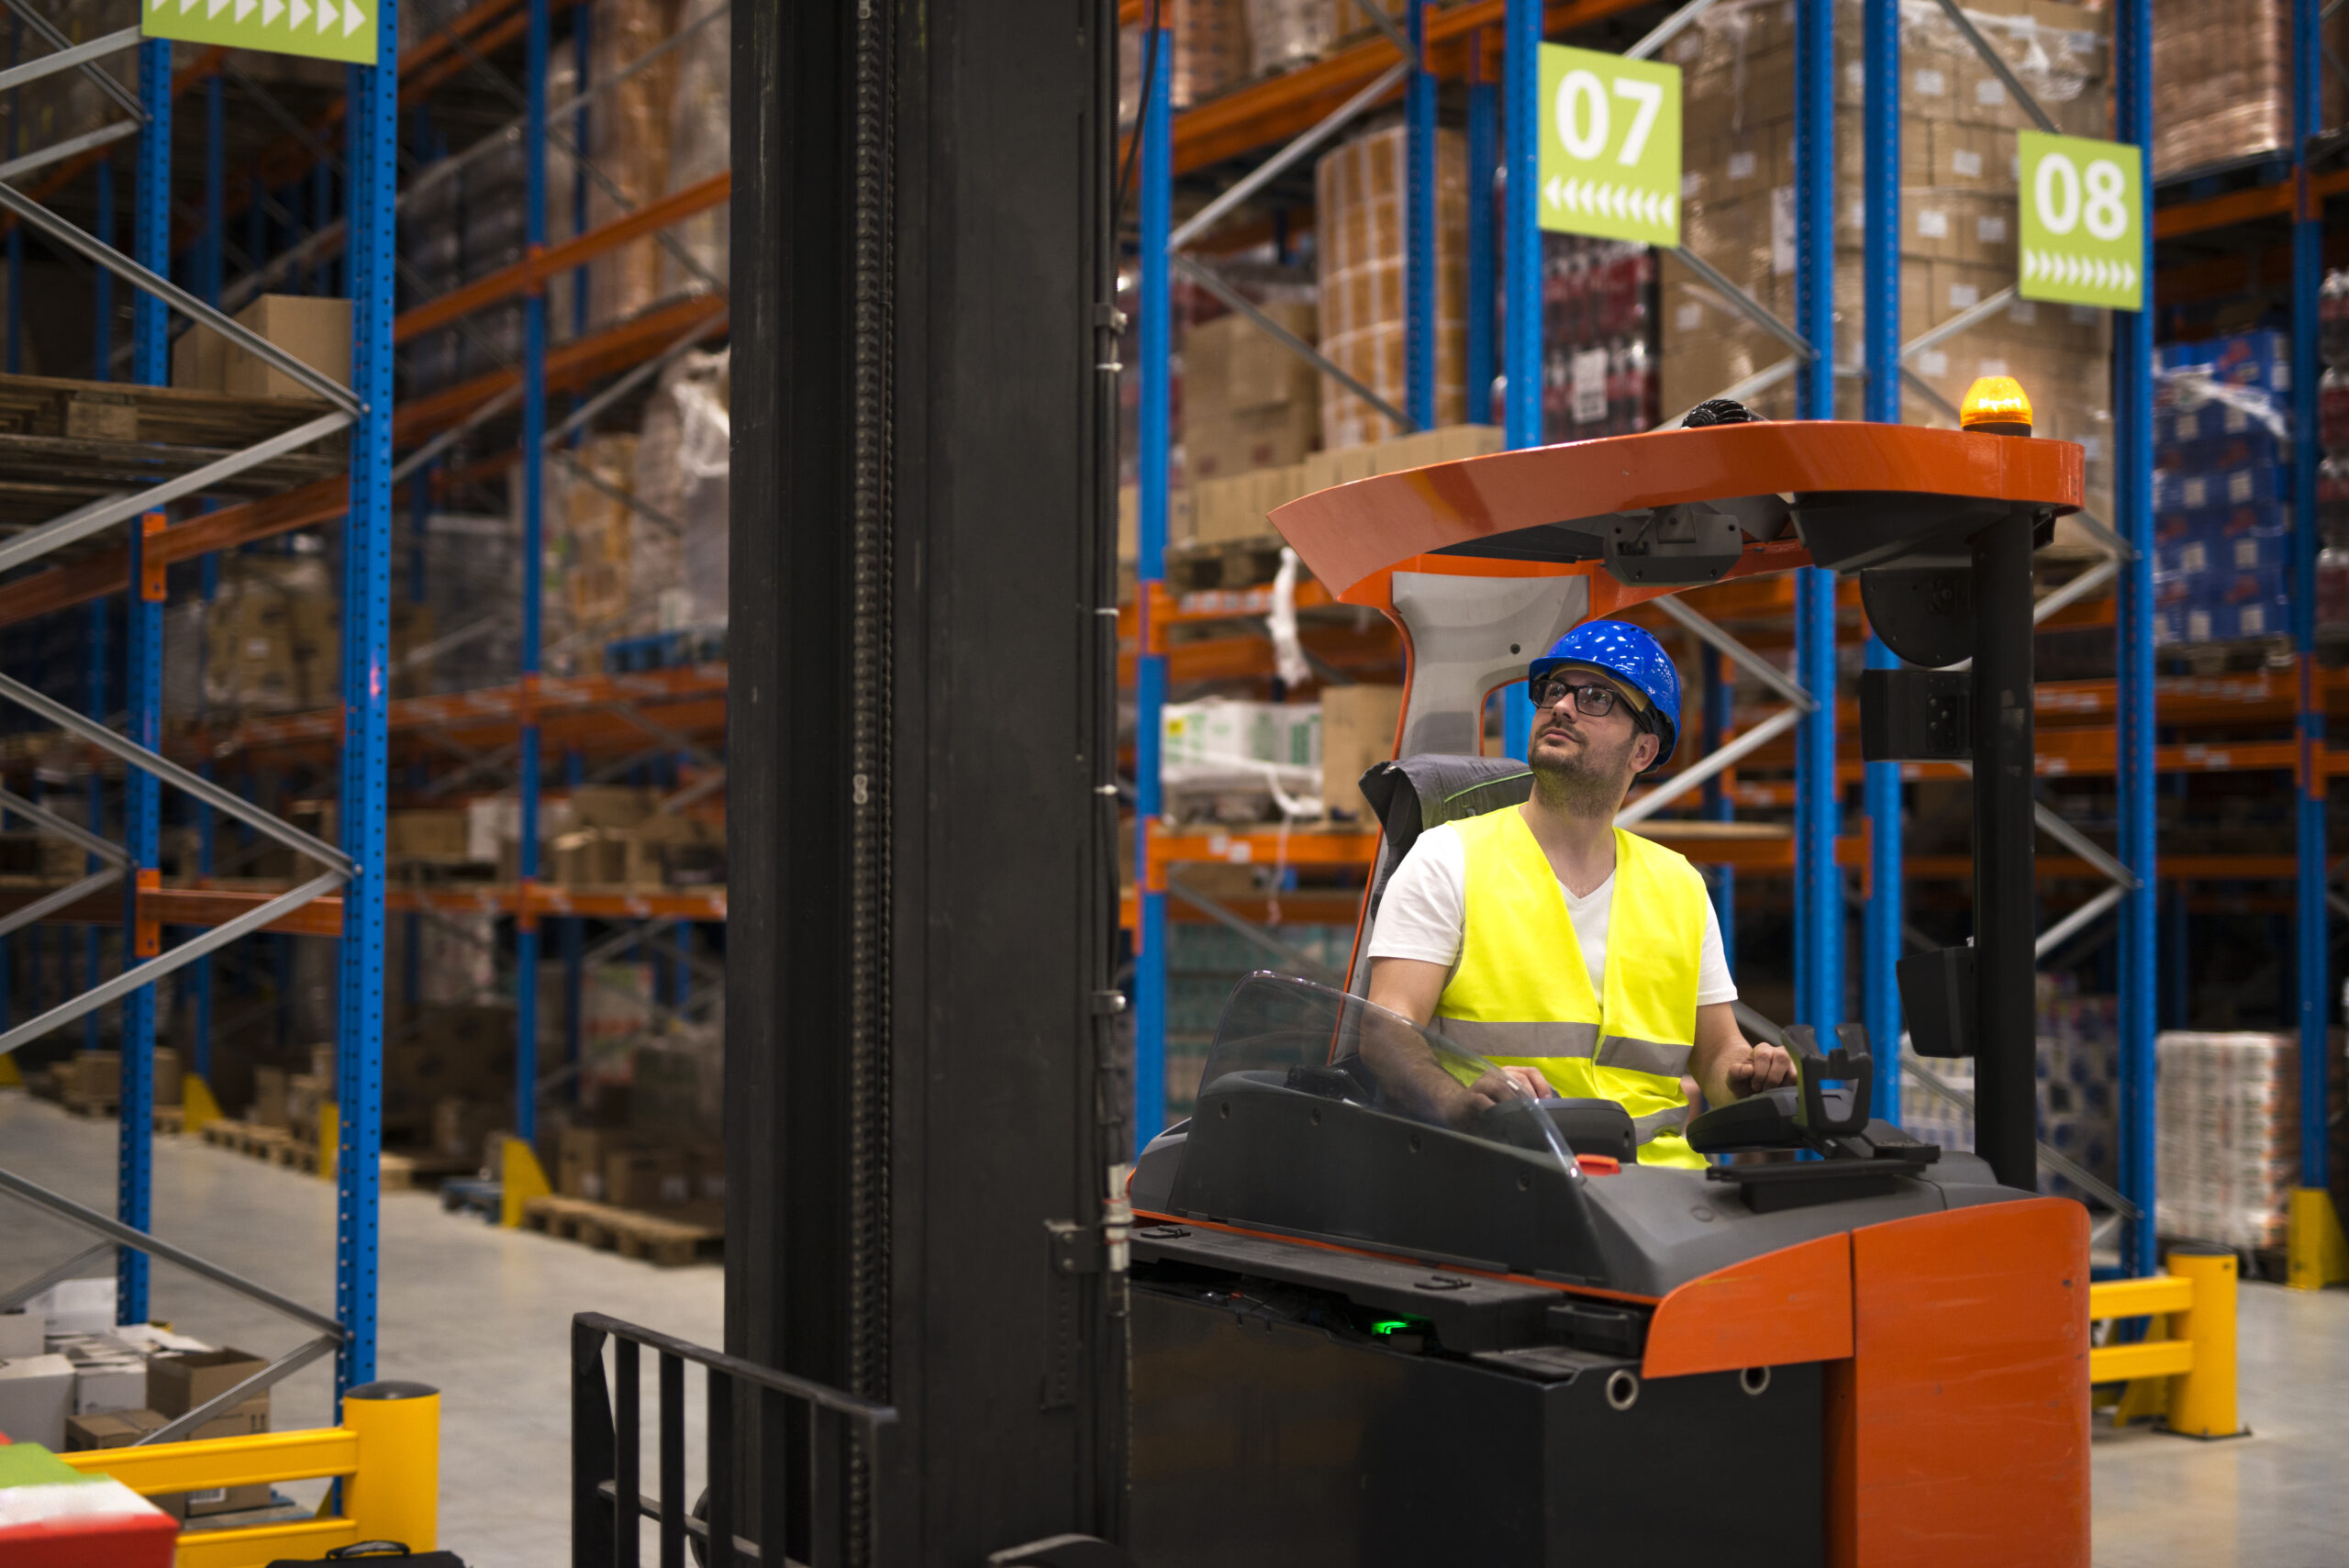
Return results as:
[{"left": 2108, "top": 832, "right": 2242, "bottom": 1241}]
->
[
  {"left": 554, "top": 431, "right": 682, "bottom": 664},
  {"left": 1245, "top": 0, "right": 1340, "bottom": 72},
  {"left": 2150, "top": 0, "right": 2290, "bottom": 177},
  {"left": 545, "top": 56, "right": 584, "bottom": 342},
  {"left": 201, "top": 555, "right": 338, "bottom": 716},
  {"left": 412, "top": 511, "right": 524, "bottom": 695},
  {"left": 2156, "top": 1031, "right": 2299, "bottom": 1251},
  {"left": 1660, "top": 0, "right": 2110, "bottom": 524},
  {"left": 632, "top": 348, "right": 731, "bottom": 628},
  {"left": 1170, "top": 0, "right": 1250, "bottom": 107},
  {"left": 661, "top": 0, "right": 729, "bottom": 297},
  {"left": 2150, "top": 331, "right": 2292, "bottom": 646},
  {"left": 588, "top": 0, "right": 680, "bottom": 328},
  {"left": 1316, "top": 123, "right": 1468, "bottom": 450},
  {"left": 1539, "top": 238, "right": 1656, "bottom": 440}
]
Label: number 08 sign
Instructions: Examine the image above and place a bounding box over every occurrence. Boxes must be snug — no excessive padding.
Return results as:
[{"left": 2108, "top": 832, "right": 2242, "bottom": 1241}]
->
[
  {"left": 2017, "top": 130, "right": 2143, "bottom": 312},
  {"left": 1537, "top": 45, "right": 1682, "bottom": 249}
]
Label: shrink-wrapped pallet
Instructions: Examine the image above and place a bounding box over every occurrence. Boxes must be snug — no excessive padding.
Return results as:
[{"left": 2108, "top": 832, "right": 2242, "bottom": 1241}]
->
[
  {"left": 587, "top": 0, "right": 679, "bottom": 328},
  {"left": 633, "top": 348, "right": 731, "bottom": 628},
  {"left": 1315, "top": 122, "right": 1467, "bottom": 450},
  {"left": 2156, "top": 1031, "right": 2299, "bottom": 1251},
  {"left": 661, "top": 0, "right": 729, "bottom": 296}
]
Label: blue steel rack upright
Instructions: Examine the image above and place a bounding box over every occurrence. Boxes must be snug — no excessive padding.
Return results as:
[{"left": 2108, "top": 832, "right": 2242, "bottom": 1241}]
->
[{"left": 0, "top": 18, "right": 400, "bottom": 1388}]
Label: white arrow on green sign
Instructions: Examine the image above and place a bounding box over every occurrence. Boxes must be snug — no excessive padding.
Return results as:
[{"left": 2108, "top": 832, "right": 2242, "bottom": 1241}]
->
[
  {"left": 2016, "top": 129, "right": 2142, "bottom": 313},
  {"left": 143, "top": 0, "right": 376, "bottom": 67},
  {"left": 1537, "top": 43, "right": 1681, "bottom": 249}
]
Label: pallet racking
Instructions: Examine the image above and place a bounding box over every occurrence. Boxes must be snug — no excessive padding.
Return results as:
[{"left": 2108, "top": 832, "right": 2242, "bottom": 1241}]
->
[{"left": 0, "top": 0, "right": 733, "bottom": 1378}]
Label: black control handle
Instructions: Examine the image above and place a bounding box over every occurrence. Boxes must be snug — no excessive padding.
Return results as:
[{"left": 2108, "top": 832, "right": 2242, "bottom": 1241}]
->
[{"left": 1782, "top": 1023, "right": 1873, "bottom": 1137}]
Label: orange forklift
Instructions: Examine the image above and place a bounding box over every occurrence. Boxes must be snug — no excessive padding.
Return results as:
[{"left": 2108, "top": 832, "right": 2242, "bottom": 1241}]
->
[{"left": 1123, "top": 392, "right": 2092, "bottom": 1568}]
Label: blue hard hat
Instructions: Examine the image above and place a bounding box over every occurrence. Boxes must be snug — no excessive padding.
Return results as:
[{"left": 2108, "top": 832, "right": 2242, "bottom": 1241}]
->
[{"left": 1527, "top": 619, "right": 1683, "bottom": 772}]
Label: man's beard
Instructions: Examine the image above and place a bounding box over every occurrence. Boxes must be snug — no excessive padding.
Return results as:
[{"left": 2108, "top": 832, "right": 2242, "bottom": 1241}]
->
[{"left": 1530, "top": 726, "right": 1640, "bottom": 817}]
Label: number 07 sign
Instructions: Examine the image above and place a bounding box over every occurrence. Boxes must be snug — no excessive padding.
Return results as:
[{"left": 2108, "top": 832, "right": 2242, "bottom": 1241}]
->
[
  {"left": 2017, "top": 130, "right": 2143, "bottom": 312},
  {"left": 1537, "top": 45, "right": 1681, "bottom": 249}
]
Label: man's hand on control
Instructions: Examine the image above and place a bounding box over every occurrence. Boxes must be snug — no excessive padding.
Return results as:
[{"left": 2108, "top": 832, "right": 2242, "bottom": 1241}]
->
[
  {"left": 1726, "top": 1040, "right": 1796, "bottom": 1096},
  {"left": 1464, "top": 1064, "right": 1552, "bottom": 1110}
]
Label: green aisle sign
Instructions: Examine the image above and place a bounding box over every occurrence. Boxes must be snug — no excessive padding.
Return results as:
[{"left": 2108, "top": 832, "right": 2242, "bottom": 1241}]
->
[
  {"left": 143, "top": 0, "right": 377, "bottom": 66},
  {"left": 1537, "top": 44, "right": 1681, "bottom": 249},
  {"left": 2017, "top": 130, "right": 2143, "bottom": 312}
]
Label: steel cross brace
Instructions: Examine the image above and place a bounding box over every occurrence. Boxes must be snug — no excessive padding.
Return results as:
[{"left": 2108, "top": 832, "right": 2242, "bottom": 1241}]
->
[
  {"left": 1929, "top": 0, "right": 2057, "bottom": 134},
  {"left": 0, "top": 24, "right": 139, "bottom": 97},
  {"left": 0, "top": 4, "right": 144, "bottom": 120},
  {"left": 1901, "top": 1054, "right": 2141, "bottom": 1216},
  {"left": 1164, "top": 866, "right": 1346, "bottom": 986},
  {"left": 1618, "top": 600, "right": 1813, "bottom": 828}
]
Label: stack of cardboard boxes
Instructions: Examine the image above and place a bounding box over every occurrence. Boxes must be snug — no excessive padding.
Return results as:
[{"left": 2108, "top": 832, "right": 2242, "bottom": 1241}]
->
[
  {"left": 1661, "top": 0, "right": 2111, "bottom": 518},
  {"left": 1316, "top": 123, "right": 1468, "bottom": 450},
  {"left": 2148, "top": 0, "right": 2291, "bottom": 177},
  {"left": 556, "top": 1122, "right": 724, "bottom": 1212},
  {"left": 0, "top": 1311, "right": 273, "bottom": 1523}
]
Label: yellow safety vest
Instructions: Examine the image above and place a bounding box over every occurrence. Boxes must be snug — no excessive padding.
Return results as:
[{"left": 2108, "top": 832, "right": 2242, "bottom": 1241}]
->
[{"left": 1434, "top": 806, "right": 1710, "bottom": 1168}]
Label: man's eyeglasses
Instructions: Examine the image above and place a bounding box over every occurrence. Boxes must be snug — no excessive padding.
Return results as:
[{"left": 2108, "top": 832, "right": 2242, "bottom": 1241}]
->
[{"left": 1530, "top": 676, "right": 1628, "bottom": 718}]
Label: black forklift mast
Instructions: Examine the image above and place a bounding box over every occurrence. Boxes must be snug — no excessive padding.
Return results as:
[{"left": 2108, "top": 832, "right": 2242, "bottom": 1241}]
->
[{"left": 728, "top": 1, "right": 1129, "bottom": 1561}]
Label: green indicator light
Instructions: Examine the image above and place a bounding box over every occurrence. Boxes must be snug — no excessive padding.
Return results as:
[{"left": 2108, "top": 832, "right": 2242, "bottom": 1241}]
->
[{"left": 1370, "top": 1319, "right": 1413, "bottom": 1336}]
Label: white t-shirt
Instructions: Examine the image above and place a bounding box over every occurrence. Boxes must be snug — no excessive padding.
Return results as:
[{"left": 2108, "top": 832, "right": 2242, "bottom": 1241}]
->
[{"left": 1365, "top": 820, "right": 1738, "bottom": 1007}]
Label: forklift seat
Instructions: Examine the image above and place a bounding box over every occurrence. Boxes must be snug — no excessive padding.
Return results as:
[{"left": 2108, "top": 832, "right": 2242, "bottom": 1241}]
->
[{"left": 1346, "top": 753, "right": 1532, "bottom": 995}]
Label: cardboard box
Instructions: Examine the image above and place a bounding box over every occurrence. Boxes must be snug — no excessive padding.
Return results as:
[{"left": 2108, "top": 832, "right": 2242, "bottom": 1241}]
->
[
  {"left": 387, "top": 810, "right": 470, "bottom": 858},
  {"left": 64, "top": 1407, "right": 170, "bottom": 1450},
  {"left": 153, "top": 1047, "right": 181, "bottom": 1109},
  {"left": 605, "top": 1146, "right": 692, "bottom": 1209},
  {"left": 560, "top": 1125, "right": 631, "bottom": 1201},
  {"left": 222, "top": 295, "right": 351, "bottom": 399},
  {"left": 0, "top": 1310, "right": 41, "bottom": 1360},
  {"left": 570, "top": 786, "right": 657, "bottom": 830},
  {"left": 250, "top": 1066, "right": 290, "bottom": 1129},
  {"left": 60, "top": 1051, "right": 121, "bottom": 1106},
  {"left": 171, "top": 325, "right": 228, "bottom": 392},
  {"left": 432, "top": 1096, "right": 503, "bottom": 1163},
  {"left": 1192, "top": 464, "right": 1310, "bottom": 549},
  {"left": 69, "top": 1354, "right": 147, "bottom": 1417},
  {"left": 1319, "top": 685, "right": 1405, "bottom": 830},
  {"left": 1186, "top": 400, "right": 1318, "bottom": 484},
  {"left": 0, "top": 1353, "right": 76, "bottom": 1446},
  {"left": 147, "top": 1348, "right": 269, "bottom": 1421},
  {"left": 286, "top": 1073, "right": 329, "bottom": 1141},
  {"left": 1116, "top": 484, "right": 1196, "bottom": 563}
]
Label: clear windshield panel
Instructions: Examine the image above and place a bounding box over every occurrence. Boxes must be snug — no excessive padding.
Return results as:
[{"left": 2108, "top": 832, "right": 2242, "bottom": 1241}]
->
[{"left": 1195, "top": 971, "right": 1581, "bottom": 1178}]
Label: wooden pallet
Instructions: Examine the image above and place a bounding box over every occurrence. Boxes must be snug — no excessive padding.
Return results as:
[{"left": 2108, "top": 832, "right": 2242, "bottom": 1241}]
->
[
  {"left": 521, "top": 1195, "right": 722, "bottom": 1268},
  {"left": 60, "top": 1095, "right": 116, "bottom": 1118},
  {"left": 199, "top": 1118, "right": 295, "bottom": 1162},
  {"left": 0, "top": 372, "right": 345, "bottom": 528},
  {"left": 381, "top": 1151, "right": 480, "bottom": 1191},
  {"left": 154, "top": 1106, "right": 184, "bottom": 1136}
]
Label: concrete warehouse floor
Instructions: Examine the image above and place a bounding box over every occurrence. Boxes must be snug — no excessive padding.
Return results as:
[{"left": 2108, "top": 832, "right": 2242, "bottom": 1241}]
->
[
  {"left": 6, "top": 1090, "right": 2349, "bottom": 1563},
  {"left": 0, "top": 1091, "right": 721, "bottom": 1566}
]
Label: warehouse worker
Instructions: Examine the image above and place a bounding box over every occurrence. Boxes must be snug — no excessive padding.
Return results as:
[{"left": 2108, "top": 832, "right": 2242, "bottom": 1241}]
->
[{"left": 1364, "top": 620, "right": 1795, "bottom": 1167}]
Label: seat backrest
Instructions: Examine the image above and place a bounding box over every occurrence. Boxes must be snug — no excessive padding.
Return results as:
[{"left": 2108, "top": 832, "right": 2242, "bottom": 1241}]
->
[{"left": 1344, "top": 754, "right": 1532, "bottom": 995}]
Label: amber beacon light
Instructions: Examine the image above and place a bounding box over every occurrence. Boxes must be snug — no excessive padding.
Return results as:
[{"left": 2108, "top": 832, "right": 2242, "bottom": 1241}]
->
[{"left": 1960, "top": 374, "right": 2035, "bottom": 436}]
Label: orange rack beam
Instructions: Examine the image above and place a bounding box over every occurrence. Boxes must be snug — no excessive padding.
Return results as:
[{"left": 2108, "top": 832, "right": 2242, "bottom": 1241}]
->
[
  {"left": 394, "top": 172, "right": 730, "bottom": 344},
  {"left": 393, "top": 295, "right": 728, "bottom": 448}
]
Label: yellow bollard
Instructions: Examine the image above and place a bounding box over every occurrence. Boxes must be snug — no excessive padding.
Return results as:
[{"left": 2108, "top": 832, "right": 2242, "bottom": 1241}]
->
[
  {"left": 180, "top": 1073, "right": 224, "bottom": 1134},
  {"left": 2164, "top": 1246, "right": 2243, "bottom": 1439},
  {"left": 501, "top": 1134, "right": 552, "bottom": 1228},
  {"left": 343, "top": 1381, "right": 440, "bottom": 1549},
  {"left": 2287, "top": 1187, "right": 2349, "bottom": 1290}
]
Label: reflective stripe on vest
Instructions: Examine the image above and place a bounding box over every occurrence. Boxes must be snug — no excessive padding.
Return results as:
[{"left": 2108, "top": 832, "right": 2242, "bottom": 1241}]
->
[{"left": 1433, "top": 806, "right": 1710, "bottom": 1169}]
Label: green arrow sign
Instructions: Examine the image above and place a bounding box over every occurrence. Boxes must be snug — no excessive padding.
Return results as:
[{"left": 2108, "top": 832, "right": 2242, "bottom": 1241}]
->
[
  {"left": 2017, "top": 130, "right": 2142, "bottom": 312},
  {"left": 144, "top": 0, "right": 377, "bottom": 66},
  {"left": 1537, "top": 44, "right": 1682, "bottom": 249}
]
